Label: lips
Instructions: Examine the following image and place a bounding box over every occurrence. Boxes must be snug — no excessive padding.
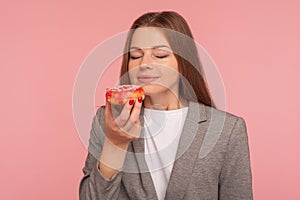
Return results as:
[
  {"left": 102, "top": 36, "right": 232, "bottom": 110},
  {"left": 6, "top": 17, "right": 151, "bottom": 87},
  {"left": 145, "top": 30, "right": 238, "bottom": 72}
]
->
[{"left": 137, "top": 75, "right": 159, "bottom": 83}]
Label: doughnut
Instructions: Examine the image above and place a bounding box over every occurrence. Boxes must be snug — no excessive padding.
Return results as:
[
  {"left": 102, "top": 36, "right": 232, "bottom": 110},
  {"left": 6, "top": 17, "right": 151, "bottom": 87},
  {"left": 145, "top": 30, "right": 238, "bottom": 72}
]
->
[{"left": 105, "top": 85, "right": 145, "bottom": 105}]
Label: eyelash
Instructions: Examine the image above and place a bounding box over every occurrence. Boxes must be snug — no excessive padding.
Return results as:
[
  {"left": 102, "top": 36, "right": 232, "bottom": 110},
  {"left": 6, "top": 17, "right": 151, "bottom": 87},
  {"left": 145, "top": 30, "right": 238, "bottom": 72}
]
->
[
  {"left": 129, "top": 54, "right": 169, "bottom": 59},
  {"left": 155, "top": 55, "right": 168, "bottom": 59},
  {"left": 130, "top": 55, "right": 141, "bottom": 60}
]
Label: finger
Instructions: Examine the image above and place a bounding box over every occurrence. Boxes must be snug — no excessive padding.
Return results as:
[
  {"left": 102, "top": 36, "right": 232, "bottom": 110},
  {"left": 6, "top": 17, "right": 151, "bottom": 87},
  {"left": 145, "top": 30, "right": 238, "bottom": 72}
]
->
[
  {"left": 115, "top": 99, "right": 134, "bottom": 127},
  {"left": 121, "top": 99, "right": 143, "bottom": 137},
  {"left": 129, "top": 98, "right": 143, "bottom": 124}
]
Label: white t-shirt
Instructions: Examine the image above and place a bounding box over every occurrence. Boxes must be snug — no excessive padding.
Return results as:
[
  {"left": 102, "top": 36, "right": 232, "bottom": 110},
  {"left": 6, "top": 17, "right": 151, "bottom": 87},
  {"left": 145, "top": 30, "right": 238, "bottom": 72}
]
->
[{"left": 144, "top": 107, "right": 188, "bottom": 200}]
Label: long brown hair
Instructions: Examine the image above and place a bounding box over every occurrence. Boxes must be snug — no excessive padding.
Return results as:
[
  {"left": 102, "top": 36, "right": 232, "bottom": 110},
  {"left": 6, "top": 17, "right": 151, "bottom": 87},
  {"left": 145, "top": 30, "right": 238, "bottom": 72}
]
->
[{"left": 120, "top": 11, "right": 215, "bottom": 108}]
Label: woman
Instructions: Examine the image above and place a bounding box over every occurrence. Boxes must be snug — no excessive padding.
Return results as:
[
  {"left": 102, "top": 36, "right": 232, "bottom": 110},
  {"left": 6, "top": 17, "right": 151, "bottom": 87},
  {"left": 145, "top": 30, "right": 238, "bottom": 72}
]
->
[{"left": 79, "top": 11, "right": 253, "bottom": 200}]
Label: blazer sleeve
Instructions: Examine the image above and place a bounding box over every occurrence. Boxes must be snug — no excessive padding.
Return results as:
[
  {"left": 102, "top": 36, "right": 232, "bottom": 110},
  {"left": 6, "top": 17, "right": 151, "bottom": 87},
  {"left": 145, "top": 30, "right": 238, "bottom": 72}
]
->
[
  {"left": 79, "top": 107, "right": 124, "bottom": 200},
  {"left": 219, "top": 117, "right": 253, "bottom": 200}
]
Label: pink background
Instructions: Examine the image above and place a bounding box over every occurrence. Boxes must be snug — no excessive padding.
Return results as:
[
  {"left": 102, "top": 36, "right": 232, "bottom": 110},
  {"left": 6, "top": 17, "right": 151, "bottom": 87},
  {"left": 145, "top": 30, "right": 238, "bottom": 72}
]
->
[{"left": 1, "top": 0, "right": 299, "bottom": 199}]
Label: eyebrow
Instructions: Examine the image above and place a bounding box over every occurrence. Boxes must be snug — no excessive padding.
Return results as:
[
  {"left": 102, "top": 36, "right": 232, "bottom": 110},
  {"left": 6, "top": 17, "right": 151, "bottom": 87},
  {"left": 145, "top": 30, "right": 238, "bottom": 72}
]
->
[{"left": 129, "top": 45, "right": 171, "bottom": 50}]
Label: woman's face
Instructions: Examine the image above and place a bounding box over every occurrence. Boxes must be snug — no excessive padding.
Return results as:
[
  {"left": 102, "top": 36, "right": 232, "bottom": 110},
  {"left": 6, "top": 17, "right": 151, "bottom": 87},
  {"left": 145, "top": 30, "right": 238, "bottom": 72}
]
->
[{"left": 128, "top": 27, "right": 179, "bottom": 97}]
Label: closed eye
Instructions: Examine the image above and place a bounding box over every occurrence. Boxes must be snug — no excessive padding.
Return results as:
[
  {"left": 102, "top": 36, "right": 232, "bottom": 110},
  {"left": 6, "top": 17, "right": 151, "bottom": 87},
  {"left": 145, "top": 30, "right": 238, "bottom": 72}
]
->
[
  {"left": 129, "top": 52, "right": 143, "bottom": 60},
  {"left": 130, "top": 55, "right": 142, "bottom": 60},
  {"left": 129, "top": 51, "right": 143, "bottom": 60},
  {"left": 155, "top": 55, "right": 169, "bottom": 59},
  {"left": 153, "top": 49, "right": 170, "bottom": 59}
]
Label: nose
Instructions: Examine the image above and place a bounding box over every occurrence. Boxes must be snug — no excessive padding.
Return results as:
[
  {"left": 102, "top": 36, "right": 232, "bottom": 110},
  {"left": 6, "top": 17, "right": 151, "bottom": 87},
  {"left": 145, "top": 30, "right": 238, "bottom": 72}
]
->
[{"left": 140, "top": 51, "right": 153, "bottom": 70}]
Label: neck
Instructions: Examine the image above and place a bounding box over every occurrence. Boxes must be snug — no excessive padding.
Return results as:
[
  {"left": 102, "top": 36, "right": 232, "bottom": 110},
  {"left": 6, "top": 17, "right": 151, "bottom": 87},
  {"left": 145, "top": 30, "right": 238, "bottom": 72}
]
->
[{"left": 143, "top": 91, "right": 187, "bottom": 110}]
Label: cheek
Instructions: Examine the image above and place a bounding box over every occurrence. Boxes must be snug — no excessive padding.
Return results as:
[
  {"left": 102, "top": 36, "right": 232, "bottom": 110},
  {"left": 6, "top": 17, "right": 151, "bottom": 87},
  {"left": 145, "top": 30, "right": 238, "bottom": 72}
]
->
[
  {"left": 158, "top": 67, "right": 180, "bottom": 87},
  {"left": 166, "top": 56, "right": 179, "bottom": 71},
  {"left": 128, "top": 59, "right": 140, "bottom": 70},
  {"left": 127, "top": 67, "right": 139, "bottom": 84},
  {"left": 127, "top": 61, "right": 139, "bottom": 82}
]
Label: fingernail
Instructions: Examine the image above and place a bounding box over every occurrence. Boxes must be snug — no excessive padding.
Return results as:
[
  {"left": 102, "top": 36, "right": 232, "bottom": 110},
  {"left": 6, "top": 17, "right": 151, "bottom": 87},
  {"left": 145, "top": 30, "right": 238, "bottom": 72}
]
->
[
  {"left": 138, "top": 96, "right": 143, "bottom": 103},
  {"left": 129, "top": 99, "right": 135, "bottom": 105}
]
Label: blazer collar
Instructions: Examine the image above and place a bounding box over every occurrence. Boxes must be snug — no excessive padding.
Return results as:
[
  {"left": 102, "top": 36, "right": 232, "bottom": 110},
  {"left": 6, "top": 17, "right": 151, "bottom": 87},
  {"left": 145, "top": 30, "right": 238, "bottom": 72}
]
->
[
  {"left": 133, "top": 101, "right": 207, "bottom": 152},
  {"left": 187, "top": 101, "right": 207, "bottom": 123},
  {"left": 133, "top": 100, "right": 207, "bottom": 148}
]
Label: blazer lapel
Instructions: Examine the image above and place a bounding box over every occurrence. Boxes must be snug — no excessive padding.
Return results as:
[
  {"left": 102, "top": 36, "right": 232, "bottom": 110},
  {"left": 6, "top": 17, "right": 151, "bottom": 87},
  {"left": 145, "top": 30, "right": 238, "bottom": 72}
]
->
[{"left": 165, "top": 102, "right": 209, "bottom": 200}]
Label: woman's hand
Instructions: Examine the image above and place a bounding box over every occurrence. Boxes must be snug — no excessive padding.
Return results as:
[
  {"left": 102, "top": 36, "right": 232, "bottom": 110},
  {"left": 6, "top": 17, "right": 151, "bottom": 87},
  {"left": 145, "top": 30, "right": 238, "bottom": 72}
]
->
[
  {"left": 99, "top": 98, "right": 143, "bottom": 177},
  {"left": 104, "top": 97, "right": 143, "bottom": 150}
]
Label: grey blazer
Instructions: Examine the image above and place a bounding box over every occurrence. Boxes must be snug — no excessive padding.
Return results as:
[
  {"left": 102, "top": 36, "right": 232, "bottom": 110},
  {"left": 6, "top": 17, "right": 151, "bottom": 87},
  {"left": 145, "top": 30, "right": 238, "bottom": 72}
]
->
[{"left": 79, "top": 102, "right": 253, "bottom": 200}]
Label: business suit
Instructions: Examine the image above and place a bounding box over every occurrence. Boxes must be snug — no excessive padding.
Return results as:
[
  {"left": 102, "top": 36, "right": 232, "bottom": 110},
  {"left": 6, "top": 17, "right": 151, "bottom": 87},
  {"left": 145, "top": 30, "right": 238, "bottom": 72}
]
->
[{"left": 79, "top": 101, "right": 253, "bottom": 199}]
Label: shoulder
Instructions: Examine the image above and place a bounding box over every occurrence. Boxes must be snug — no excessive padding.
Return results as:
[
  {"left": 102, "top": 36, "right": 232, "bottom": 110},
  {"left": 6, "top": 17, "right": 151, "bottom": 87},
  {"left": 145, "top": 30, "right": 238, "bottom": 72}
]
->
[
  {"left": 96, "top": 105, "right": 105, "bottom": 117},
  {"left": 202, "top": 103, "right": 246, "bottom": 128},
  {"left": 196, "top": 103, "right": 249, "bottom": 159},
  {"left": 198, "top": 103, "right": 248, "bottom": 142}
]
